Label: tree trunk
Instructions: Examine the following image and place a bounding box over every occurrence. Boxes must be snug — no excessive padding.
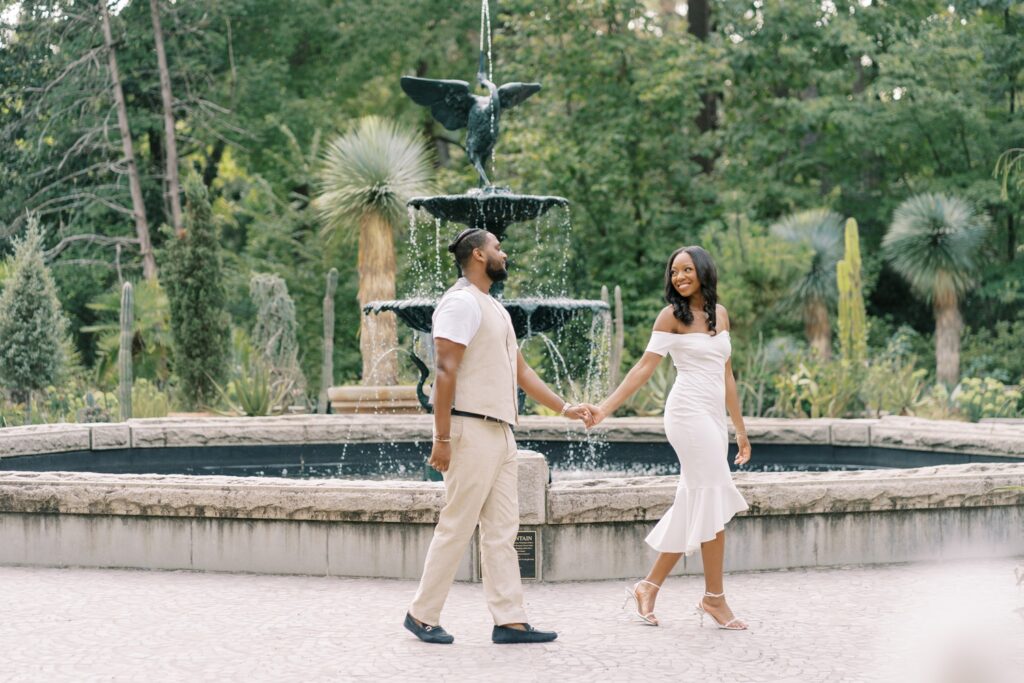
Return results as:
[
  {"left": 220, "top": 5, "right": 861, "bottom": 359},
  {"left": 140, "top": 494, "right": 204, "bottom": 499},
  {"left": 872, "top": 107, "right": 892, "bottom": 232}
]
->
[
  {"left": 99, "top": 0, "right": 157, "bottom": 281},
  {"left": 358, "top": 211, "right": 398, "bottom": 385},
  {"left": 934, "top": 288, "right": 962, "bottom": 388},
  {"left": 805, "top": 298, "right": 831, "bottom": 360},
  {"left": 687, "top": 0, "right": 717, "bottom": 174},
  {"left": 150, "top": 0, "right": 183, "bottom": 235}
]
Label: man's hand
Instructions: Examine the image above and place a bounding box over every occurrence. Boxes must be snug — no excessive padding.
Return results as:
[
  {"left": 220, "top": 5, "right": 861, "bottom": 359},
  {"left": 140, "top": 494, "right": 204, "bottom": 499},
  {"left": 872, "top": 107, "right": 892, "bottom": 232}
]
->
[{"left": 428, "top": 440, "right": 452, "bottom": 473}]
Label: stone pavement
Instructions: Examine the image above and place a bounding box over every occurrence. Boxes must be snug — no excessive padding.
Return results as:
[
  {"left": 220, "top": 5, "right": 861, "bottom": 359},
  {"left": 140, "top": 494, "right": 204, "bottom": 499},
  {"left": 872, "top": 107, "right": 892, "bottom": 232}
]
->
[{"left": 1, "top": 558, "right": 1022, "bottom": 683}]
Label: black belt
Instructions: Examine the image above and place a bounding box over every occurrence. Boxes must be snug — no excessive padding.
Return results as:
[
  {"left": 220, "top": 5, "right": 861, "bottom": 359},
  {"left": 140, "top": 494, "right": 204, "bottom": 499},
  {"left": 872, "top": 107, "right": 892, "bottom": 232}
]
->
[{"left": 450, "top": 409, "right": 510, "bottom": 425}]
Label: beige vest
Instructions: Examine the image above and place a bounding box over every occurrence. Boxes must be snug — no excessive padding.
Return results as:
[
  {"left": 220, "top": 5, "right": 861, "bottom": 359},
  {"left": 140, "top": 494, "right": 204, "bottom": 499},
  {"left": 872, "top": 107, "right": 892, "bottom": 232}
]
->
[{"left": 433, "top": 279, "right": 519, "bottom": 425}]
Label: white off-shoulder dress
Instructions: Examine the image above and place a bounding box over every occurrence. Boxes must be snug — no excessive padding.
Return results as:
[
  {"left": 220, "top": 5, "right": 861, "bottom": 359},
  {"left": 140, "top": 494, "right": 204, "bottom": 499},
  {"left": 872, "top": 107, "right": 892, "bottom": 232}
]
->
[{"left": 643, "top": 330, "right": 749, "bottom": 555}]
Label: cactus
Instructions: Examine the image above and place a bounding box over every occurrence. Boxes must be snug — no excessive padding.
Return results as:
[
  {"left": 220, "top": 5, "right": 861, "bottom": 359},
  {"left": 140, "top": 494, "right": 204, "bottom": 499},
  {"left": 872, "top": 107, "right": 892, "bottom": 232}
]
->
[
  {"left": 318, "top": 268, "right": 339, "bottom": 414},
  {"left": 613, "top": 285, "right": 624, "bottom": 386},
  {"left": 118, "top": 281, "right": 133, "bottom": 420},
  {"left": 836, "top": 218, "right": 868, "bottom": 364}
]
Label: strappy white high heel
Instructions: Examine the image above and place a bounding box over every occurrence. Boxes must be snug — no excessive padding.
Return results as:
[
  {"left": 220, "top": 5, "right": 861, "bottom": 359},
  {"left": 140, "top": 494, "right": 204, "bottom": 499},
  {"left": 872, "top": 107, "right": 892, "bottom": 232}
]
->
[
  {"left": 622, "top": 579, "right": 660, "bottom": 626},
  {"left": 695, "top": 591, "right": 747, "bottom": 630}
]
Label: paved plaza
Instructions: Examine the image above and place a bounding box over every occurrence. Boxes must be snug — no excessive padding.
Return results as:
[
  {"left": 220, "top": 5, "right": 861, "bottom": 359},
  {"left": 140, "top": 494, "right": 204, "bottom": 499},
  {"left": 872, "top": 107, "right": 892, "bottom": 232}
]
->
[{"left": 1, "top": 558, "right": 1022, "bottom": 682}]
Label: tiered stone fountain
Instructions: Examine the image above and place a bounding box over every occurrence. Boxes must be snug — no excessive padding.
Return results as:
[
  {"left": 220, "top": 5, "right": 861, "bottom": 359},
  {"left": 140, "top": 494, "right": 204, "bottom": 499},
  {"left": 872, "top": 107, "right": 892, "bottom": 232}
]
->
[{"left": 359, "top": 30, "right": 608, "bottom": 411}]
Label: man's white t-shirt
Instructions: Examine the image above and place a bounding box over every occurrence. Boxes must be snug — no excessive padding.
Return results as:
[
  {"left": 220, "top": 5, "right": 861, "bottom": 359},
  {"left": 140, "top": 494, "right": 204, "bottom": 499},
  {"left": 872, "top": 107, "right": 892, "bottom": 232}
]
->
[{"left": 432, "top": 290, "right": 481, "bottom": 346}]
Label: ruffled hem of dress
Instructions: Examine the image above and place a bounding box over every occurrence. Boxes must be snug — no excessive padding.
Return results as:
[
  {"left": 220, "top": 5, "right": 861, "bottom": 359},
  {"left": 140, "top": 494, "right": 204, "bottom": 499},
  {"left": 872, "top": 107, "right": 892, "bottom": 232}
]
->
[{"left": 644, "top": 484, "right": 749, "bottom": 556}]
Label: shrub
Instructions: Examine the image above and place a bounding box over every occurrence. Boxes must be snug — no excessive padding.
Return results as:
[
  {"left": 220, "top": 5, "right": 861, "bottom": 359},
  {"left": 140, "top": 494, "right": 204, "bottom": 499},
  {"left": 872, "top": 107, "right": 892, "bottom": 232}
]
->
[
  {"left": 961, "top": 319, "right": 1024, "bottom": 384},
  {"left": 951, "top": 377, "right": 1023, "bottom": 422},
  {"left": 772, "top": 357, "right": 862, "bottom": 419}
]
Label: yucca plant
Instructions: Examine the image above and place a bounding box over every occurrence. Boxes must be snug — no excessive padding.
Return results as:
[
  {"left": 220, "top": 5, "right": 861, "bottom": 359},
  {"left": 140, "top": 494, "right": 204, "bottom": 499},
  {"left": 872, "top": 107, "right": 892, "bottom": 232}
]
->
[
  {"left": 770, "top": 209, "right": 844, "bottom": 359},
  {"left": 316, "top": 116, "right": 434, "bottom": 386},
  {"left": 883, "top": 193, "right": 989, "bottom": 387}
]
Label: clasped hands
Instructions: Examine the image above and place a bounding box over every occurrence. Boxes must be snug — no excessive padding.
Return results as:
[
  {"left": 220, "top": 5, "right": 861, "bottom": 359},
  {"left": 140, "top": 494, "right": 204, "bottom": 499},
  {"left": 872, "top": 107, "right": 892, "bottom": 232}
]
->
[{"left": 562, "top": 403, "right": 606, "bottom": 429}]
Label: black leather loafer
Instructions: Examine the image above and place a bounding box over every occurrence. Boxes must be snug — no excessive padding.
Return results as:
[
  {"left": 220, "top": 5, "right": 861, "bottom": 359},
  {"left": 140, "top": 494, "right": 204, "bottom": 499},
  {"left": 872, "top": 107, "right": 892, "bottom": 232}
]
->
[
  {"left": 491, "top": 624, "right": 558, "bottom": 644},
  {"left": 404, "top": 612, "right": 454, "bottom": 644}
]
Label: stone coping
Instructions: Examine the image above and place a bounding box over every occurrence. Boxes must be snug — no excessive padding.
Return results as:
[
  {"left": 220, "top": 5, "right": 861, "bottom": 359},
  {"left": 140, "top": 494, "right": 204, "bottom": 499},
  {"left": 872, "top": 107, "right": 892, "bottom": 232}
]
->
[
  {"left": 1, "top": 461, "right": 1020, "bottom": 527},
  {"left": 1, "top": 414, "right": 1023, "bottom": 459},
  {"left": 0, "top": 452, "right": 549, "bottom": 525},
  {"left": 547, "top": 462, "right": 1024, "bottom": 524}
]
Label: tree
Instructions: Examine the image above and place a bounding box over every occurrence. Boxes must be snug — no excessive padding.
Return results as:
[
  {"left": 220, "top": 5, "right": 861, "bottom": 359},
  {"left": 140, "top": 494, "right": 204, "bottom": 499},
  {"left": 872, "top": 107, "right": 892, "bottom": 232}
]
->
[
  {"left": 883, "top": 193, "right": 989, "bottom": 387},
  {"left": 149, "top": 0, "right": 183, "bottom": 235},
  {"left": 316, "top": 116, "right": 433, "bottom": 386},
  {"left": 0, "top": 217, "right": 68, "bottom": 413},
  {"left": 163, "top": 175, "right": 229, "bottom": 408},
  {"left": 770, "top": 209, "right": 844, "bottom": 358},
  {"left": 99, "top": 0, "right": 156, "bottom": 280}
]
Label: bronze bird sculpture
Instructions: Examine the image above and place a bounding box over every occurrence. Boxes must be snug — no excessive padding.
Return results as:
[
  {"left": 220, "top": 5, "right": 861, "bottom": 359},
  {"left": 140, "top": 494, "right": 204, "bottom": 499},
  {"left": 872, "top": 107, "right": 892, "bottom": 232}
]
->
[{"left": 401, "top": 60, "right": 541, "bottom": 187}]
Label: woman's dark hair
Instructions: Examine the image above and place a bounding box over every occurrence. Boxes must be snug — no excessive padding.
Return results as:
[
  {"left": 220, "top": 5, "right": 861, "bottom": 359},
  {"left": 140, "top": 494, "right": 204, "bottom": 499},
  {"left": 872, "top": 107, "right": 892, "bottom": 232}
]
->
[{"left": 664, "top": 245, "right": 718, "bottom": 334}]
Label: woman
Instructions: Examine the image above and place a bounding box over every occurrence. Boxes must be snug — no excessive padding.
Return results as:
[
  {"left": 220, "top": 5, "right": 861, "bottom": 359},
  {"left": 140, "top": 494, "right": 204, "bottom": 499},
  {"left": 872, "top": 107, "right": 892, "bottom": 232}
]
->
[{"left": 590, "top": 245, "right": 752, "bottom": 630}]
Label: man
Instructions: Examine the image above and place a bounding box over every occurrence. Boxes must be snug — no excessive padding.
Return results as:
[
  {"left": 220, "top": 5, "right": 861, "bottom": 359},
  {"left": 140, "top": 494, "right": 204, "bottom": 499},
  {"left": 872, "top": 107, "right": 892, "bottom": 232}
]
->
[{"left": 404, "top": 227, "right": 591, "bottom": 645}]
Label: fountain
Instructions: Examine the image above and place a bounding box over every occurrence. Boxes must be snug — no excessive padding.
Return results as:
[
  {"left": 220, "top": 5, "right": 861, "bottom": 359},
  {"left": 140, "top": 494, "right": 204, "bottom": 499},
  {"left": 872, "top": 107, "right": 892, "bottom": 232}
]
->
[{"left": 361, "top": 2, "right": 608, "bottom": 411}]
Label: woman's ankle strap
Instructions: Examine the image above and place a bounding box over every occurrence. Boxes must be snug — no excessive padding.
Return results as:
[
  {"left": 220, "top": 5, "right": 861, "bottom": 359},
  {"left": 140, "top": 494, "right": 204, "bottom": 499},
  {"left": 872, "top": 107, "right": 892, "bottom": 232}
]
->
[{"left": 704, "top": 591, "right": 725, "bottom": 598}]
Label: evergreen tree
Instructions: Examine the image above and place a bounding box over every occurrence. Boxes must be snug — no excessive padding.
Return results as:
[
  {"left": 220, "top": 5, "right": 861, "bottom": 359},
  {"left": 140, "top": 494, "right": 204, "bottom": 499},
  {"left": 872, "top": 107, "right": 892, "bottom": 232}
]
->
[
  {"left": 164, "top": 176, "right": 229, "bottom": 409},
  {"left": 0, "top": 217, "right": 68, "bottom": 407}
]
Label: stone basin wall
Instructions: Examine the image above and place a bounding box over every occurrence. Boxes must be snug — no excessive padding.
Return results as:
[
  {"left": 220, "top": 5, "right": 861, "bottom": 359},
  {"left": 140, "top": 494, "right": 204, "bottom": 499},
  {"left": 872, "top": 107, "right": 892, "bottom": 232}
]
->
[{"left": 0, "top": 415, "right": 1022, "bottom": 580}]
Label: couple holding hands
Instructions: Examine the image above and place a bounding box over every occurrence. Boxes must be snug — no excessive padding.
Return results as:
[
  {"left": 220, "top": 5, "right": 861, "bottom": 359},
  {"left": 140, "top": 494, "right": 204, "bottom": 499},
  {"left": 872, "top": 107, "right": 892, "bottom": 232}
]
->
[{"left": 404, "top": 228, "right": 752, "bottom": 645}]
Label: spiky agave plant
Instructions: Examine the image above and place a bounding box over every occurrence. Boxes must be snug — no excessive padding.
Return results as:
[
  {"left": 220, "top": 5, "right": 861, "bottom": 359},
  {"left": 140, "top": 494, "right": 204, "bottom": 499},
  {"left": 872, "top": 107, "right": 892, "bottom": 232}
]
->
[
  {"left": 770, "top": 209, "right": 844, "bottom": 359},
  {"left": 316, "top": 117, "right": 434, "bottom": 386},
  {"left": 882, "top": 193, "right": 988, "bottom": 387}
]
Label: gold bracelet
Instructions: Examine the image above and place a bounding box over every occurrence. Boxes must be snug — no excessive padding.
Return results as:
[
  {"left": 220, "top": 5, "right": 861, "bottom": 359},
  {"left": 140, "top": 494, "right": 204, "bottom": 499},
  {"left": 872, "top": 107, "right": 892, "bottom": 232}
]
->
[
  {"left": 559, "top": 402, "right": 571, "bottom": 416},
  {"left": 433, "top": 435, "right": 451, "bottom": 443}
]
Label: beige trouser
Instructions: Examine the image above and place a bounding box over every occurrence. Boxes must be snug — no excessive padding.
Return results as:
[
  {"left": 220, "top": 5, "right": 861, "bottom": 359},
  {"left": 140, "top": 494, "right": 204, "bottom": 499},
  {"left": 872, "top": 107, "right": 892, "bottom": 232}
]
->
[{"left": 409, "top": 416, "right": 528, "bottom": 626}]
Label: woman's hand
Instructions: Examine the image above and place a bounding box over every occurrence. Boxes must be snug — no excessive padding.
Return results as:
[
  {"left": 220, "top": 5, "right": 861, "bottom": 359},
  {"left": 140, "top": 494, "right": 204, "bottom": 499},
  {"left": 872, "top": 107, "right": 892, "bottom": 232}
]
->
[
  {"left": 734, "top": 432, "right": 752, "bottom": 466},
  {"left": 564, "top": 404, "right": 593, "bottom": 426},
  {"left": 586, "top": 404, "right": 609, "bottom": 426}
]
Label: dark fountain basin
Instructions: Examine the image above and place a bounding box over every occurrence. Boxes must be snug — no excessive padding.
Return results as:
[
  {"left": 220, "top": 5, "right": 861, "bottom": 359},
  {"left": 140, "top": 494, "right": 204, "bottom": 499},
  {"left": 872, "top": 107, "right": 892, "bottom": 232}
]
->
[
  {"left": 409, "top": 191, "right": 569, "bottom": 240},
  {"left": 0, "top": 439, "right": 1008, "bottom": 481}
]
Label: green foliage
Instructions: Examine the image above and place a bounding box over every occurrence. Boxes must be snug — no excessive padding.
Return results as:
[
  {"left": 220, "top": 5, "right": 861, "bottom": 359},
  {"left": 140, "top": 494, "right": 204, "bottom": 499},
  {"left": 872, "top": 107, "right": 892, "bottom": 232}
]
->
[
  {"left": 836, "top": 219, "right": 868, "bottom": 364},
  {"left": 698, "top": 218, "right": 805, "bottom": 369},
  {"left": 4, "top": 0, "right": 1024, "bottom": 405},
  {"left": 0, "top": 218, "right": 68, "bottom": 401},
  {"left": 163, "top": 176, "right": 230, "bottom": 409},
  {"left": 861, "top": 358, "right": 928, "bottom": 418},
  {"left": 316, "top": 116, "right": 435, "bottom": 232},
  {"left": 736, "top": 334, "right": 798, "bottom": 418},
  {"left": 0, "top": 383, "right": 118, "bottom": 427},
  {"left": 952, "top": 377, "right": 1023, "bottom": 422},
  {"left": 249, "top": 272, "right": 306, "bottom": 398},
  {"left": 82, "top": 280, "right": 173, "bottom": 386},
  {"left": 131, "top": 379, "right": 170, "bottom": 419},
  {"left": 961, "top": 319, "right": 1024, "bottom": 383},
  {"left": 772, "top": 357, "right": 863, "bottom": 419},
  {"left": 214, "top": 329, "right": 294, "bottom": 417}
]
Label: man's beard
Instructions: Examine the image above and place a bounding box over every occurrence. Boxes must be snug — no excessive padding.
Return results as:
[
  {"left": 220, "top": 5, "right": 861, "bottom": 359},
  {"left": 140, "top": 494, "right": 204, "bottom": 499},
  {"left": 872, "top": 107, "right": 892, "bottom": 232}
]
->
[{"left": 486, "top": 258, "right": 508, "bottom": 282}]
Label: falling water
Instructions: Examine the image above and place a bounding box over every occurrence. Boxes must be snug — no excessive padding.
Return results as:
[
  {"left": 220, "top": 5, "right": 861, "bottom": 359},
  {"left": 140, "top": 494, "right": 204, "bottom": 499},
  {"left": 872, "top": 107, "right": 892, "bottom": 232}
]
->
[{"left": 480, "top": 0, "right": 493, "bottom": 82}]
